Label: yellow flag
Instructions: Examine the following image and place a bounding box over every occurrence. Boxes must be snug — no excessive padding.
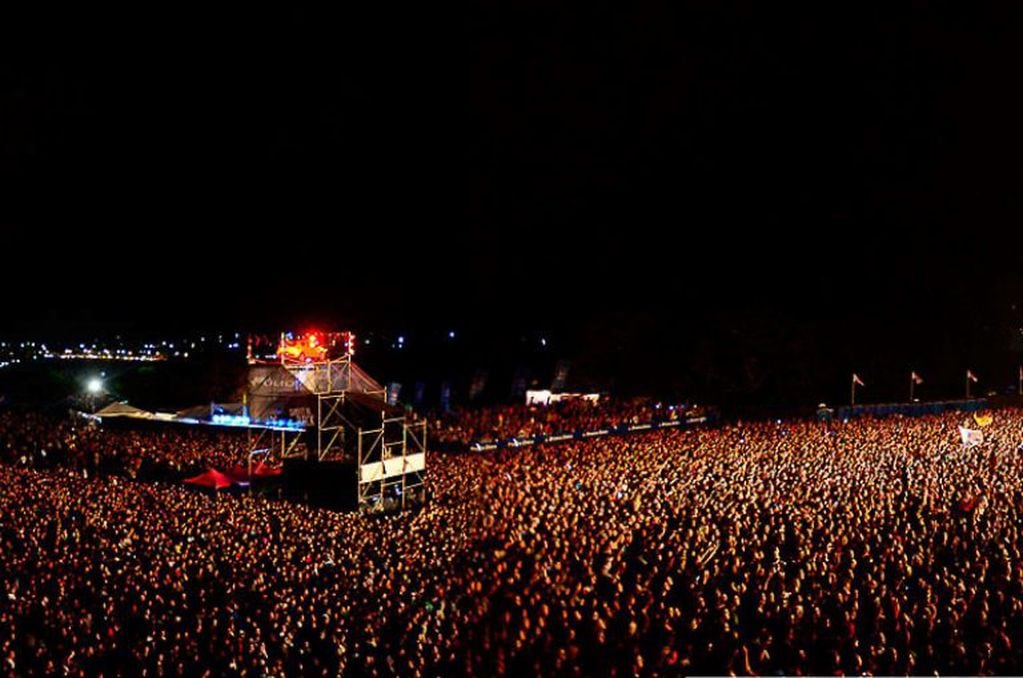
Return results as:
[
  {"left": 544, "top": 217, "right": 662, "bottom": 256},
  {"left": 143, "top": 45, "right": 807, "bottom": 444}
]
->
[{"left": 974, "top": 412, "right": 993, "bottom": 427}]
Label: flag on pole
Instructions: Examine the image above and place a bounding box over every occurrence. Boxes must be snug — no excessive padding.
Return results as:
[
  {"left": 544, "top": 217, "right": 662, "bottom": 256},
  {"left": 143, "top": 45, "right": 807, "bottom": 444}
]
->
[
  {"left": 551, "top": 360, "right": 571, "bottom": 391},
  {"left": 440, "top": 382, "right": 452, "bottom": 412},
  {"left": 967, "top": 370, "right": 979, "bottom": 383},
  {"left": 911, "top": 372, "right": 923, "bottom": 385},
  {"left": 973, "top": 412, "right": 993, "bottom": 427},
  {"left": 469, "top": 369, "right": 488, "bottom": 401},
  {"left": 958, "top": 426, "right": 984, "bottom": 448},
  {"left": 852, "top": 373, "right": 865, "bottom": 386}
]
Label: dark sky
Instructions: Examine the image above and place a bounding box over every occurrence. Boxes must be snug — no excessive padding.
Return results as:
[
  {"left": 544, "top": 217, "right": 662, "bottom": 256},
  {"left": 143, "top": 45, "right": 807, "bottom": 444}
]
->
[{"left": 2, "top": 5, "right": 1022, "bottom": 404}]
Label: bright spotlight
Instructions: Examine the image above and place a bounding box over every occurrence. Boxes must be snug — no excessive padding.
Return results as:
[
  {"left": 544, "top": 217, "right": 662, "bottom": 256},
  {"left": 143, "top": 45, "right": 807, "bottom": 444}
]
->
[{"left": 86, "top": 378, "right": 104, "bottom": 394}]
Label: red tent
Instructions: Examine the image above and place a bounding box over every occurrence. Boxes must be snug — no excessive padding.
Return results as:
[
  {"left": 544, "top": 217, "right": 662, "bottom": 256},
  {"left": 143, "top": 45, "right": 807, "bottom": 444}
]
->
[
  {"left": 222, "top": 466, "right": 252, "bottom": 484},
  {"left": 223, "top": 463, "right": 283, "bottom": 484},
  {"left": 252, "top": 462, "right": 283, "bottom": 478},
  {"left": 184, "top": 468, "right": 234, "bottom": 490}
]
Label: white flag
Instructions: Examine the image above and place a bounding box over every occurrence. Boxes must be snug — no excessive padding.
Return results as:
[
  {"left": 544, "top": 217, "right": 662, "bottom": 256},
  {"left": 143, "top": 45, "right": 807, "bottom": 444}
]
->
[
  {"left": 852, "top": 373, "right": 865, "bottom": 386},
  {"left": 959, "top": 426, "right": 984, "bottom": 448},
  {"left": 967, "top": 370, "right": 978, "bottom": 383}
]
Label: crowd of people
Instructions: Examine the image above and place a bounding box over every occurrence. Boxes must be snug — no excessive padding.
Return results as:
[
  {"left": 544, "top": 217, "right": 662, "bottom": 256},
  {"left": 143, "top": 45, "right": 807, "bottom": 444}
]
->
[
  {"left": 0, "top": 412, "right": 250, "bottom": 479},
  {"left": 2, "top": 406, "right": 1023, "bottom": 674},
  {"left": 430, "top": 397, "right": 705, "bottom": 448}
]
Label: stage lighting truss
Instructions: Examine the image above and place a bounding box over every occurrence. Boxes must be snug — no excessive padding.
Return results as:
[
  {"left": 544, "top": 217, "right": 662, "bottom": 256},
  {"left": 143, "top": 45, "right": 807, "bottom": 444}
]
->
[{"left": 244, "top": 332, "right": 426, "bottom": 513}]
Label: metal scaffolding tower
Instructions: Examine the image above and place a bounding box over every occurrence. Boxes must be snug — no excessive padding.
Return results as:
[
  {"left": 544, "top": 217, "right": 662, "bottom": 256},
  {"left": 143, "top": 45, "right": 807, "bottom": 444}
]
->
[{"left": 246, "top": 332, "right": 426, "bottom": 512}]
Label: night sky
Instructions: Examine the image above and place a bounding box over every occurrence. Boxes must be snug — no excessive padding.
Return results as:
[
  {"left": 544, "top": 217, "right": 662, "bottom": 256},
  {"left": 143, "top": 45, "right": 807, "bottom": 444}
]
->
[{"left": 2, "top": 5, "right": 1022, "bottom": 410}]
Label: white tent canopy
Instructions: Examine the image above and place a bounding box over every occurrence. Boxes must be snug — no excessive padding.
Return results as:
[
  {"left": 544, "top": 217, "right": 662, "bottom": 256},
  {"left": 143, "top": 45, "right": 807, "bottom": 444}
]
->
[{"left": 94, "top": 401, "right": 155, "bottom": 419}]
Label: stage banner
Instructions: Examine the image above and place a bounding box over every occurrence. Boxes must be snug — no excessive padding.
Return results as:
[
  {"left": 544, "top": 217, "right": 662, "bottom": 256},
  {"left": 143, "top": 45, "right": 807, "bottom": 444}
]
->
[
  {"left": 440, "top": 382, "right": 452, "bottom": 412},
  {"left": 526, "top": 389, "right": 552, "bottom": 406},
  {"left": 387, "top": 383, "right": 402, "bottom": 406},
  {"left": 413, "top": 382, "right": 426, "bottom": 406},
  {"left": 359, "top": 452, "right": 426, "bottom": 483}
]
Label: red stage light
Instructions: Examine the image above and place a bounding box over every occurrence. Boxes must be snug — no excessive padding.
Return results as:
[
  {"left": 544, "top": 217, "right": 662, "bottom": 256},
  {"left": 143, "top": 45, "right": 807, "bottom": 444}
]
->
[{"left": 274, "top": 330, "right": 352, "bottom": 363}]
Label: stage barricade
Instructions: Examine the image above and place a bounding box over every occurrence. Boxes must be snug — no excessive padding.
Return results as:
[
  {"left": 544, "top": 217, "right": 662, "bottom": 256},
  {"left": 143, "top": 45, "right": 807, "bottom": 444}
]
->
[{"left": 836, "top": 398, "right": 987, "bottom": 420}]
